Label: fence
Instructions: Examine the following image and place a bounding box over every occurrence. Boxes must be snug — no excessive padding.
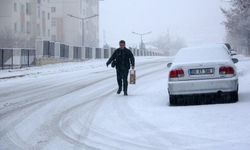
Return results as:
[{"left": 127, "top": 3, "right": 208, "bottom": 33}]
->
[
  {"left": 96, "top": 48, "right": 102, "bottom": 59},
  {"left": 60, "top": 44, "right": 69, "bottom": 58},
  {"left": 85, "top": 47, "right": 93, "bottom": 59},
  {"left": 0, "top": 48, "right": 36, "bottom": 70},
  {"left": 36, "top": 40, "right": 162, "bottom": 59},
  {"left": 1, "top": 40, "right": 162, "bottom": 69},
  {"left": 73, "top": 47, "right": 82, "bottom": 59},
  {"left": 0, "top": 49, "right": 13, "bottom": 69},
  {"left": 43, "top": 41, "right": 55, "bottom": 57},
  {"left": 104, "top": 49, "right": 109, "bottom": 58}
]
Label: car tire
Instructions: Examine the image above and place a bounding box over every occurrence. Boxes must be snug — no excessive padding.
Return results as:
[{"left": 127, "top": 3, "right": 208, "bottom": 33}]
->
[
  {"left": 169, "top": 95, "right": 177, "bottom": 106},
  {"left": 231, "top": 91, "right": 239, "bottom": 103}
]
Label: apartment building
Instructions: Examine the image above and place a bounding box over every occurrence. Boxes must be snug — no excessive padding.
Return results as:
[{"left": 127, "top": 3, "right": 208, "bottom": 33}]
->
[
  {"left": 83, "top": 0, "right": 99, "bottom": 47},
  {"left": 0, "top": 0, "right": 51, "bottom": 48},
  {"left": 31, "top": 0, "right": 52, "bottom": 42},
  {"left": 50, "top": 0, "right": 99, "bottom": 47},
  {"left": 0, "top": 0, "right": 99, "bottom": 48}
]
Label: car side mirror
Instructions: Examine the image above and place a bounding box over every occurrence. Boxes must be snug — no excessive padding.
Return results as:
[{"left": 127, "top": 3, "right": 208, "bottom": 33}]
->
[
  {"left": 167, "top": 63, "right": 172, "bottom": 68},
  {"left": 232, "top": 58, "right": 239, "bottom": 64},
  {"left": 230, "top": 49, "right": 237, "bottom": 56}
]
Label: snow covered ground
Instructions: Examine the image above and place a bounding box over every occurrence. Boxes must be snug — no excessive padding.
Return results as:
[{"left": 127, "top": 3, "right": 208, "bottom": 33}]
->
[{"left": 0, "top": 56, "right": 250, "bottom": 150}]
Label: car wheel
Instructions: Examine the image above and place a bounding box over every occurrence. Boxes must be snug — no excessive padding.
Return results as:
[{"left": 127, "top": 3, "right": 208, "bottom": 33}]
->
[
  {"left": 178, "top": 95, "right": 186, "bottom": 106},
  {"left": 231, "top": 91, "right": 239, "bottom": 103},
  {"left": 169, "top": 95, "right": 177, "bottom": 106}
]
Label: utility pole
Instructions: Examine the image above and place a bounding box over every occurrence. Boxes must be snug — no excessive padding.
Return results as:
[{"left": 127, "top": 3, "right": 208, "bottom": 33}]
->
[
  {"left": 248, "top": 32, "right": 250, "bottom": 56},
  {"left": 132, "top": 31, "right": 152, "bottom": 50},
  {"left": 103, "top": 30, "right": 107, "bottom": 45},
  {"left": 67, "top": 14, "right": 99, "bottom": 46}
]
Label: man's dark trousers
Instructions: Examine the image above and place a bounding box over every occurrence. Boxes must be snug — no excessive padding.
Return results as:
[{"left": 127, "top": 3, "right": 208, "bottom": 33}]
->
[{"left": 116, "top": 69, "right": 129, "bottom": 92}]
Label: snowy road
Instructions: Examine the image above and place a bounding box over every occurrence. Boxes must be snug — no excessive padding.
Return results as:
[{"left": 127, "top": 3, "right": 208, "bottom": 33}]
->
[{"left": 0, "top": 56, "right": 250, "bottom": 150}]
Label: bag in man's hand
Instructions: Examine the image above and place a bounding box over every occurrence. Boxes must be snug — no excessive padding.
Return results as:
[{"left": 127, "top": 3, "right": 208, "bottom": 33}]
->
[{"left": 129, "top": 69, "right": 136, "bottom": 84}]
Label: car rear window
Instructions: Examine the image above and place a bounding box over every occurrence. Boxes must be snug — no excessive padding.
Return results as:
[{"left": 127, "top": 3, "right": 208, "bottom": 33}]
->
[{"left": 174, "top": 45, "right": 230, "bottom": 63}]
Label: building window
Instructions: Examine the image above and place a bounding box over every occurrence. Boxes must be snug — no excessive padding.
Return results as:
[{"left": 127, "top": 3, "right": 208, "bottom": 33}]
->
[
  {"left": 42, "top": 11, "right": 46, "bottom": 36},
  {"left": 20, "top": 4, "right": 25, "bottom": 33},
  {"left": 51, "top": 7, "right": 56, "bottom": 13},
  {"left": 27, "top": 21, "right": 31, "bottom": 34},
  {"left": 37, "top": 0, "right": 41, "bottom": 4},
  {"left": 52, "top": 35, "right": 56, "bottom": 41},
  {"left": 37, "top": 24, "right": 40, "bottom": 36},
  {"left": 26, "top": 2, "right": 31, "bottom": 15},
  {"left": 52, "top": 18, "right": 56, "bottom": 26},
  {"left": 37, "top": 6, "right": 40, "bottom": 18},
  {"left": 14, "top": 3, "right": 17, "bottom": 12},
  {"left": 48, "top": 13, "right": 50, "bottom": 20},
  {"left": 48, "top": 29, "right": 50, "bottom": 36},
  {"left": 14, "top": 23, "right": 17, "bottom": 33}
]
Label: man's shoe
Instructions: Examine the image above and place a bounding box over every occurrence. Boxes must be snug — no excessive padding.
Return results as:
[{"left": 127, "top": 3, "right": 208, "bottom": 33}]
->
[
  {"left": 124, "top": 92, "right": 128, "bottom": 96},
  {"left": 117, "top": 89, "right": 122, "bottom": 94}
]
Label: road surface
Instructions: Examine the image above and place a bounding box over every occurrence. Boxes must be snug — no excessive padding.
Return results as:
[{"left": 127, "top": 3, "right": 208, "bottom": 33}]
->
[{"left": 0, "top": 56, "right": 250, "bottom": 150}]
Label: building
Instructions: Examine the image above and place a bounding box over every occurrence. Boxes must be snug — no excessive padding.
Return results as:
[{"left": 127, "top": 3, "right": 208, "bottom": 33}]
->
[
  {"left": 50, "top": 0, "right": 99, "bottom": 47},
  {"left": 31, "top": 0, "right": 52, "bottom": 43},
  {"left": 0, "top": 0, "right": 51, "bottom": 48},
  {"left": 83, "top": 0, "right": 99, "bottom": 47},
  {"left": 0, "top": 0, "right": 99, "bottom": 48},
  {"left": 50, "top": 0, "right": 83, "bottom": 46}
]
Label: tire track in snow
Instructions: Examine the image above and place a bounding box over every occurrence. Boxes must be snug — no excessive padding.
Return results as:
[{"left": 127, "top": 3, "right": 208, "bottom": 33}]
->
[
  {"left": 110, "top": 71, "right": 229, "bottom": 150},
  {"left": 18, "top": 63, "right": 166, "bottom": 150},
  {"left": 0, "top": 74, "right": 118, "bottom": 150},
  {"left": 58, "top": 64, "right": 168, "bottom": 150},
  {"left": 78, "top": 67, "right": 225, "bottom": 150},
  {"left": 0, "top": 58, "right": 168, "bottom": 118},
  {"left": 0, "top": 59, "right": 165, "bottom": 114},
  {"left": 1, "top": 57, "right": 170, "bottom": 150}
]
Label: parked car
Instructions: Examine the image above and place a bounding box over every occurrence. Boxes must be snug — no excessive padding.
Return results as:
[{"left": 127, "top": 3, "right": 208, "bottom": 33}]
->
[
  {"left": 224, "top": 43, "right": 238, "bottom": 57},
  {"left": 168, "top": 44, "right": 239, "bottom": 106},
  {"left": 230, "top": 49, "right": 238, "bottom": 56}
]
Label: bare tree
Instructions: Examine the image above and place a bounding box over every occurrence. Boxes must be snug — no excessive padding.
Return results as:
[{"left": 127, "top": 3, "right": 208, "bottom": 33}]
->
[{"left": 222, "top": 0, "right": 250, "bottom": 55}]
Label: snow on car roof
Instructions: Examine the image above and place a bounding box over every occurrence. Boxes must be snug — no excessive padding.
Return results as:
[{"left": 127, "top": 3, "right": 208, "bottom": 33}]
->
[{"left": 174, "top": 44, "right": 231, "bottom": 64}]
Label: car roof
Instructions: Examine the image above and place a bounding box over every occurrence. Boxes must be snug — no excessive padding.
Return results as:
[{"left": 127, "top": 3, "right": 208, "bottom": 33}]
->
[{"left": 174, "top": 44, "right": 231, "bottom": 64}]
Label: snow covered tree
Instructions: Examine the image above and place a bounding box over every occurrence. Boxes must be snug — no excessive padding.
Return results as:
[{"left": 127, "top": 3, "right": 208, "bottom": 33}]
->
[{"left": 222, "top": 0, "right": 250, "bottom": 55}]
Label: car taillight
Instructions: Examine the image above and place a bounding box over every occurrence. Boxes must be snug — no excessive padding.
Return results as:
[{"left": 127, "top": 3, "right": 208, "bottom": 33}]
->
[
  {"left": 169, "top": 69, "right": 184, "bottom": 78},
  {"left": 219, "top": 66, "right": 235, "bottom": 76}
]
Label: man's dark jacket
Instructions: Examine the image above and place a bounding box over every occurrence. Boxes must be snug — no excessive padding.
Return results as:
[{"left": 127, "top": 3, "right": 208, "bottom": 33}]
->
[{"left": 107, "top": 48, "right": 135, "bottom": 70}]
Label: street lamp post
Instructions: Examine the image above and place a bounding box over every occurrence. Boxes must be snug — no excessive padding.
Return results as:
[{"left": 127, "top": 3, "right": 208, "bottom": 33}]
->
[
  {"left": 132, "top": 31, "right": 152, "bottom": 50},
  {"left": 67, "top": 14, "right": 99, "bottom": 46}
]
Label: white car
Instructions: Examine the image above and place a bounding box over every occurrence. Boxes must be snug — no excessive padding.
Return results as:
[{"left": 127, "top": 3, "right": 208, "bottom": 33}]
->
[{"left": 168, "top": 44, "right": 239, "bottom": 106}]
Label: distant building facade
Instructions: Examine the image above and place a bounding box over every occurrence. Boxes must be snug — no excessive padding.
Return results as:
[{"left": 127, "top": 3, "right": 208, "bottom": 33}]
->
[
  {"left": 50, "top": 0, "right": 99, "bottom": 47},
  {"left": 0, "top": 0, "right": 99, "bottom": 48},
  {"left": 0, "top": 0, "right": 51, "bottom": 48}
]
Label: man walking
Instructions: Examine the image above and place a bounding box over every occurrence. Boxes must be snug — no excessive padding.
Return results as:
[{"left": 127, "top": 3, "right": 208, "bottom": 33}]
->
[{"left": 106, "top": 40, "right": 135, "bottom": 96}]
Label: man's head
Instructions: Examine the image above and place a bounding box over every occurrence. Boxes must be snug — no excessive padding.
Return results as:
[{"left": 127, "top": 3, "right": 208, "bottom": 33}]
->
[{"left": 119, "top": 40, "right": 126, "bottom": 49}]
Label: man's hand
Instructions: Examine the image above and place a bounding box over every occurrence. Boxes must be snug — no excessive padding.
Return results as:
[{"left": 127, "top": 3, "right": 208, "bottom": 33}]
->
[{"left": 132, "top": 66, "right": 135, "bottom": 70}]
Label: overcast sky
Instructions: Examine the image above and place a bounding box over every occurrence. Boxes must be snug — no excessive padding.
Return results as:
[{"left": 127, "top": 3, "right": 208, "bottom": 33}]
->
[{"left": 99, "top": 0, "right": 228, "bottom": 48}]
